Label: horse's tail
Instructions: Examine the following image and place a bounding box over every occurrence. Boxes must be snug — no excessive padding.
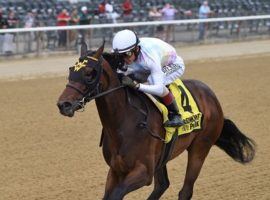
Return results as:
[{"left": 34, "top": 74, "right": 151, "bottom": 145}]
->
[{"left": 215, "top": 118, "right": 256, "bottom": 164}]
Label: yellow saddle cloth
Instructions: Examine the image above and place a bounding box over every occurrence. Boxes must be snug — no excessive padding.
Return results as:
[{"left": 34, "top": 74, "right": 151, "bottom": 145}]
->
[{"left": 146, "top": 79, "right": 203, "bottom": 143}]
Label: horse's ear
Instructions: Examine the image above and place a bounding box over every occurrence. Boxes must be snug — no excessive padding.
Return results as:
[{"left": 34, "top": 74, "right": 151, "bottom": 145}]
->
[
  {"left": 80, "top": 42, "right": 88, "bottom": 57},
  {"left": 94, "top": 40, "right": 105, "bottom": 59}
]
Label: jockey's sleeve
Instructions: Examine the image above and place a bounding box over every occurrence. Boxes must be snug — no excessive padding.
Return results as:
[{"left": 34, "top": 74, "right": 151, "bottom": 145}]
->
[{"left": 138, "top": 61, "right": 165, "bottom": 96}]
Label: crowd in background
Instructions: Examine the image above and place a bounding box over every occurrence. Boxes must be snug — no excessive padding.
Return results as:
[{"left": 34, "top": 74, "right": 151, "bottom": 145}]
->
[
  {"left": 0, "top": 0, "right": 269, "bottom": 54},
  {"left": 1, "top": 0, "right": 269, "bottom": 30},
  {"left": 0, "top": 1, "right": 191, "bottom": 30},
  {"left": 0, "top": 0, "right": 195, "bottom": 53}
]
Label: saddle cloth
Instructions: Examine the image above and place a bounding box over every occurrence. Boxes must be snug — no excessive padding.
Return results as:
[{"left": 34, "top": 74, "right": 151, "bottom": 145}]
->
[{"left": 145, "top": 79, "right": 203, "bottom": 143}]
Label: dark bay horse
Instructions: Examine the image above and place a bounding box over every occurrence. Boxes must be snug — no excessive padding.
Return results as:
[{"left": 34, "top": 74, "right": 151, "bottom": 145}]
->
[{"left": 57, "top": 43, "right": 255, "bottom": 200}]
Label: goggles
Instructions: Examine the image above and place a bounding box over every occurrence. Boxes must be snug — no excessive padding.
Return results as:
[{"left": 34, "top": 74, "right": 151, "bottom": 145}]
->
[{"left": 121, "top": 50, "right": 133, "bottom": 58}]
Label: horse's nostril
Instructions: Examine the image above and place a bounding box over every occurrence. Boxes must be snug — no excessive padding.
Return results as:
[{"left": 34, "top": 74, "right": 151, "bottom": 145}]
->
[
  {"left": 57, "top": 101, "right": 72, "bottom": 110},
  {"left": 57, "top": 101, "right": 75, "bottom": 117}
]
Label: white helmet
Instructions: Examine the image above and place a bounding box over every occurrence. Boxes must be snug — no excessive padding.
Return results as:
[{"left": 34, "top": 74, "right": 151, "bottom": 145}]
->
[{"left": 112, "top": 29, "right": 139, "bottom": 53}]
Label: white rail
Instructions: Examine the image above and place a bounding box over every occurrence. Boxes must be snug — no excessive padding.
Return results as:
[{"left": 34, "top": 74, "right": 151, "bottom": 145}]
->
[{"left": 0, "top": 15, "right": 270, "bottom": 33}]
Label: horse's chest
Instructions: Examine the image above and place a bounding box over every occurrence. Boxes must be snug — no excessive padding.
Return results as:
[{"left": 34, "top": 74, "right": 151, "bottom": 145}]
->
[{"left": 110, "top": 154, "right": 130, "bottom": 174}]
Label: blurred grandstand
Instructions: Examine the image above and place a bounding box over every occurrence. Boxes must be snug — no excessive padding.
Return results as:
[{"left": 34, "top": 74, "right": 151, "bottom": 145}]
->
[
  {"left": 0, "top": 0, "right": 269, "bottom": 57},
  {"left": 0, "top": 0, "right": 270, "bottom": 25}
]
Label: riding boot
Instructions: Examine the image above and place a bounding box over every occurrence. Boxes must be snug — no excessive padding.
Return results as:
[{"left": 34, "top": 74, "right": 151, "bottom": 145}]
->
[{"left": 164, "top": 99, "right": 185, "bottom": 127}]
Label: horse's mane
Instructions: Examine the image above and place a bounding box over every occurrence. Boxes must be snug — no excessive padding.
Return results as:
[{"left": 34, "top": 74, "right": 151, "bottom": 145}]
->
[
  {"left": 102, "top": 52, "right": 125, "bottom": 71},
  {"left": 100, "top": 51, "right": 161, "bottom": 115}
]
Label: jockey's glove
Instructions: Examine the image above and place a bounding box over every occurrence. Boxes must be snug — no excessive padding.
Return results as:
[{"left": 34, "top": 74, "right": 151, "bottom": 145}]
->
[{"left": 122, "top": 76, "right": 140, "bottom": 90}]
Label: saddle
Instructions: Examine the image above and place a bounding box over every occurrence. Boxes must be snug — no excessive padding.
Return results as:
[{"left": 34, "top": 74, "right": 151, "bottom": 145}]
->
[{"left": 145, "top": 79, "right": 203, "bottom": 143}]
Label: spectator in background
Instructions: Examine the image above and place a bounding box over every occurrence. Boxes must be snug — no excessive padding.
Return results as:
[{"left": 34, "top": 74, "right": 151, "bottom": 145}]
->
[
  {"left": 122, "top": 0, "right": 133, "bottom": 22},
  {"left": 70, "top": 9, "right": 80, "bottom": 26},
  {"left": 198, "top": 1, "right": 211, "bottom": 40},
  {"left": 46, "top": 9, "right": 57, "bottom": 50},
  {"left": 46, "top": 9, "right": 56, "bottom": 27},
  {"left": 179, "top": 7, "right": 192, "bottom": 18},
  {"left": 179, "top": 7, "right": 193, "bottom": 30},
  {"left": 79, "top": 6, "right": 91, "bottom": 42},
  {"left": 0, "top": 8, "right": 8, "bottom": 29},
  {"left": 104, "top": 1, "right": 119, "bottom": 41},
  {"left": 98, "top": 1, "right": 107, "bottom": 23},
  {"left": 0, "top": 8, "right": 8, "bottom": 54},
  {"left": 0, "top": 9, "right": 4, "bottom": 28},
  {"left": 105, "top": 0, "right": 119, "bottom": 23},
  {"left": 149, "top": 6, "right": 162, "bottom": 20},
  {"left": 32, "top": 9, "right": 40, "bottom": 26},
  {"left": 3, "top": 10, "right": 18, "bottom": 55},
  {"left": 161, "top": 3, "right": 177, "bottom": 42},
  {"left": 69, "top": 9, "right": 79, "bottom": 46},
  {"left": 0, "top": 9, "right": 8, "bottom": 27},
  {"left": 7, "top": 10, "right": 19, "bottom": 28},
  {"left": 148, "top": 6, "right": 163, "bottom": 39},
  {"left": 24, "top": 11, "right": 36, "bottom": 52},
  {"left": 57, "top": 9, "right": 70, "bottom": 47},
  {"left": 79, "top": 6, "right": 91, "bottom": 25},
  {"left": 24, "top": 11, "right": 36, "bottom": 28},
  {"left": 98, "top": 1, "right": 106, "bottom": 14}
]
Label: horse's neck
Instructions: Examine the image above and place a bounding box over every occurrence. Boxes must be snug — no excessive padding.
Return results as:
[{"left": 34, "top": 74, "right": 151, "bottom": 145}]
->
[
  {"left": 95, "top": 88, "right": 127, "bottom": 128},
  {"left": 95, "top": 60, "right": 127, "bottom": 130}
]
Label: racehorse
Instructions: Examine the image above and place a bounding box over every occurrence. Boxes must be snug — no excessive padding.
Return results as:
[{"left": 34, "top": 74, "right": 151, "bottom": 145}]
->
[{"left": 57, "top": 42, "right": 255, "bottom": 200}]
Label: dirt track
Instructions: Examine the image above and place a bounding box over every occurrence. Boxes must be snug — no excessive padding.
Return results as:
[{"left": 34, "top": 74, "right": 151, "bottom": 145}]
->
[{"left": 0, "top": 42, "right": 270, "bottom": 200}]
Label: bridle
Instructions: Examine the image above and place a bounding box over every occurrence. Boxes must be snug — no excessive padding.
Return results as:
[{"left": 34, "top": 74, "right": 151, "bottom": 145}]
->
[
  {"left": 66, "top": 55, "right": 124, "bottom": 111},
  {"left": 66, "top": 54, "right": 165, "bottom": 142}
]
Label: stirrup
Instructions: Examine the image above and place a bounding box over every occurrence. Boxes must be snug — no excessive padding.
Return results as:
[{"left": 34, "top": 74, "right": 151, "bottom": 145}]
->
[{"left": 164, "top": 115, "right": 184, "bottom": 127}]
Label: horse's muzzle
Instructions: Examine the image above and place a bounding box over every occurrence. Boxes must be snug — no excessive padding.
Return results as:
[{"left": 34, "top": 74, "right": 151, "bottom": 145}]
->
[{"left": 57, "top": 101, "right": 76, "bottom": 117}]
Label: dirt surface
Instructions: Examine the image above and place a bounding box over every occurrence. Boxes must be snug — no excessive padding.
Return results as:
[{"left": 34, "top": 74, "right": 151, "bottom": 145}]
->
[
  {"left": 0, "top": 41, "right": 270, "bottom": 200},
  {"left": 0, "top": 39, "right": 270, "bottom": 80}
]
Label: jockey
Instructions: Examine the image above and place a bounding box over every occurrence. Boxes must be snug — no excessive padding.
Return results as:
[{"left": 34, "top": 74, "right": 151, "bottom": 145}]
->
[{"left": 112, "top": 29, "right": 185, "bottom": 127}]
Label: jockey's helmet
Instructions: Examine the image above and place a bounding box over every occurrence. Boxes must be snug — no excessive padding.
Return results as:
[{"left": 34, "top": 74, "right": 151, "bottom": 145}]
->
[{"left": 112, "top": 29, "right": 140, "bottom": 54}]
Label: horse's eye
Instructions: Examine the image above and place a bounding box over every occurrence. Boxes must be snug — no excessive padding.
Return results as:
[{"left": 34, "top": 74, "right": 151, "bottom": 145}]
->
[
  {"left": 84, "top": 70, "right": 92, "bottom": 77},
  {"left": 84, "top": 66, "right": 94, "bottom": 75},
  {"left": 89, "top": 70, "right": 97, "bottom": 78},
  {"left": 83, "top": 68, "right": 96, "bottom": 85}
]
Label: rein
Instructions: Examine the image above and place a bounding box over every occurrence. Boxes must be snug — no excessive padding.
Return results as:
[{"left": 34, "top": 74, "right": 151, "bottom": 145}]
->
[
  {"left": 85, "top": 85, "right": 125, "bottom": 102},
  {"left": 66, "top": 83, "right": 125, "bottom": 111}
]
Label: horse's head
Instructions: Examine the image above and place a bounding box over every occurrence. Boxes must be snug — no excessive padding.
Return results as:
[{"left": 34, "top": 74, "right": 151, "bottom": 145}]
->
[{"left": 57, "top": 42, "right": 105, "bottom": 117}]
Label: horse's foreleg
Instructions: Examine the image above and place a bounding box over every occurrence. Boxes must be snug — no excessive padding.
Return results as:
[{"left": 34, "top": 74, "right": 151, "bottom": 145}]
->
[
  {"left": 147, "top": 165, "right": 170, "bottom": 200},
  {"left": 178, "top": 137, "right": 212, "bottom": 200},
  {"left": 103, "top": 168, "right": 119, "bottom": 200},
  {"left": 105, "top": 162, "right": 151, "bottom": 200}
]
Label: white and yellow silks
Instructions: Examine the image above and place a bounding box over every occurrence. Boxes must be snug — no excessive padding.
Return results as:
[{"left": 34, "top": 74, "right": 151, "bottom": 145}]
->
[{"left": 145, "top": 79, "right": 203, "bottom": 143}]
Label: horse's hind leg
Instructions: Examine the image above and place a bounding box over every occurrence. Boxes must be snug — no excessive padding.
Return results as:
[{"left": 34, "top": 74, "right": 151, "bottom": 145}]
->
[
  {"left": 147, "top": 165, "right": 170, "bottom": 200},
  {"left": 178, "top": 137, "right": 213, "bottom": 200}
]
